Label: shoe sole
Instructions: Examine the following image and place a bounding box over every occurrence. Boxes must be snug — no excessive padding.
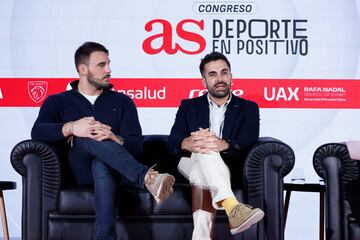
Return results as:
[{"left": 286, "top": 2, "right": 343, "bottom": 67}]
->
[
  {"left": 154, "top": 174, "right": 175, "bottom": 204},
  {"left": 230, "top": 210, "right": 264, "bottom": 235}
]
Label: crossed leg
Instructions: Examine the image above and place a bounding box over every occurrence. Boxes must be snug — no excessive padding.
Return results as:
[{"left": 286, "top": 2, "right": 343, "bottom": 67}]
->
[{"left": 178, "top": 152, "right": 234, "bottom": 239}]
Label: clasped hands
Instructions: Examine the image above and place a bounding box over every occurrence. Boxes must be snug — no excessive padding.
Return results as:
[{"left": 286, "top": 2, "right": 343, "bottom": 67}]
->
[
  {"left": 181, "top": 128, "right": 229, "bottom": 154},
  {"left": 64, "top": 117, "right": 121, "bottom": 144}
]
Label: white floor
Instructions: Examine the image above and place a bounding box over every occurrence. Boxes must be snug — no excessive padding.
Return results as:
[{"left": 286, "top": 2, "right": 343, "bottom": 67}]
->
[{"left": 285, "top": 192, "right": 322, "bottom": 240}]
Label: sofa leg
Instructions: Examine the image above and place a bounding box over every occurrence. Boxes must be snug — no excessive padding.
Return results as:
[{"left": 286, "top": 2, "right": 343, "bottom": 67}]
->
[{"left": 191, "top": 186, "right": 216, "bottom": 240}]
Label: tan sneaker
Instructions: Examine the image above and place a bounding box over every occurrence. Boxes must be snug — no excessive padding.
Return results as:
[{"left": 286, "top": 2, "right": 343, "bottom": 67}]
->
[
  {"left": 229, "top": 203, "right": 264, "bottom": 235},
  {"left": 145, "top": 167, "right": 175, "bottom": 204}
]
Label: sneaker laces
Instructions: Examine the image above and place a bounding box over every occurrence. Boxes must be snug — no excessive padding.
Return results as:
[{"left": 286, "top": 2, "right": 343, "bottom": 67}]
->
[
  {"left": 145, "top": 164, "right": 158, "bottom": 185},
  {"left": 230, "top": 204, "right": 252, "bottom": 218}
]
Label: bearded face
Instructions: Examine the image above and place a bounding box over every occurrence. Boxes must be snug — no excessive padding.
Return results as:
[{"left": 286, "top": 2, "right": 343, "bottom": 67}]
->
[
  {"left": 202, "top": 60, "right": 232, "bottom": 100},
  {"left": 80, "top": 51, "right": 112, "bottom": 90},
  {"left": 206, "top": 80, "right": 231, "bottom": 99},
  {"left": 87, "top": 70, "right": 111, "bottom": 90}
]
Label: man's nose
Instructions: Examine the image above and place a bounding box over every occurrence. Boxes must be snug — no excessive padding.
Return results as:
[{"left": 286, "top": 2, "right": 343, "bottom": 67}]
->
[
  {"left": 213, "top": 75, "right": 220, "bottom": 82},
  {"left": 215, "top": 77, "right": 223, "bottom": 83},
  {"left": 106, "top": 65, "right": 111, "bottom": 74}
]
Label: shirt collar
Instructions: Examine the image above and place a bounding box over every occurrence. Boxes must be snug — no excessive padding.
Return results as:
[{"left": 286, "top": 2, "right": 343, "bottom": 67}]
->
[{"left": 207, "top": 93, "right": 232, "bottom": 108}]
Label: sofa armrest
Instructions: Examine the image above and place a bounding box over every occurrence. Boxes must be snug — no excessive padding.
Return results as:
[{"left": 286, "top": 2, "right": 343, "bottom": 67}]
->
[
  {"left": 11, "top": 140, "right": 61, "bottom": 240},
  {"left": 313, "top": 143, "right": 359, "bottom": 240},
  {"left": 244, "top": 137, "right": 295, "bottom": 240}
]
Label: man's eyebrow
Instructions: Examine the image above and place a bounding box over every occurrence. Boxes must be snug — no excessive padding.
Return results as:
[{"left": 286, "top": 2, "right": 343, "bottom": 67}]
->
[{"left": 97, "top": 60, "right": 110, "bottom": 66}]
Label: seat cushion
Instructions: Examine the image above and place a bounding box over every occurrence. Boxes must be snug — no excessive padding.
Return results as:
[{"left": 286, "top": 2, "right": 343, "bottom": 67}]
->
[
  {"left": 58, "top": 184, "right": 193, "bottom": 215},
  {"left": 58, "top": 186, "right": 153, "bottom": 215},
  {"left": 58, "top": 184, "right": 245, "bottom": 216}
]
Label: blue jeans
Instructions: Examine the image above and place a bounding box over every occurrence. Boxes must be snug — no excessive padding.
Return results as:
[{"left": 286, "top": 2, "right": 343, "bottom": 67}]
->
[{"left": 68, "top": 137, "right": 149, "bottom": 240}]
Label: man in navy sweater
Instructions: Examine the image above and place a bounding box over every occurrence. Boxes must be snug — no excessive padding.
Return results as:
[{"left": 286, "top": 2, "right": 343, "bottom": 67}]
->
[
  {"left": 31, "top": 41, "right": 175, "bottom": 240},
  {"left": 168, "top": 52, "right": 264, "bottom": 239}
]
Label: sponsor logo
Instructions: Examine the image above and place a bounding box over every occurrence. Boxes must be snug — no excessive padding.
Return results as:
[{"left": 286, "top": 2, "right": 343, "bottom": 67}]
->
[
  {"left": 303, "top": 86, "right": 347, "bottom": 99},
  {"left": 304, "top": 87, "right": 346, "bottom": 93},
  {"left": 117, "top": 86, "right": 166, "bottom": 100},
  {"left": 189, "top": 88, "right": 244, "bottom": 98},
  {"left": 28, "top": 81, "right": 48, "bottom": 103},
  {"left": 264, "top": 87, "right": 299, "bottom": 101},
  {"left": 66, "top": 82, "right": 167, "bottom": 100}
]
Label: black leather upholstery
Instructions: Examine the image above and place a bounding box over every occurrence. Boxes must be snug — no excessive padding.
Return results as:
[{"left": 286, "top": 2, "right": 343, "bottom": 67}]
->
[
  {"left": 313, "top": 143, "right": 360, "bottom": 240},
  {"left": 11, "top": 135, "right": 294, "bottom": 240}
]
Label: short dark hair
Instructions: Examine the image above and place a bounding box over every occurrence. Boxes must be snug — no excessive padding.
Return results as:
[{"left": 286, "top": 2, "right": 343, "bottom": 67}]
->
[
  {"left": 199, "top": 52, "right": 231, "bottom": 77},
  {"left": 74, "top": 42, "right": 109, "bottom": 72}
]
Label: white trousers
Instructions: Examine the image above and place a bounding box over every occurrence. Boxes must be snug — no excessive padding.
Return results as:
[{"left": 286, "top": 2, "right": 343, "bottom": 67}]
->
[
  {"left": 192, "top": 209, "right": 215, "bottom": 240},
  {"left": 178, "top": 152, "right": 235, "bottom": 240}
]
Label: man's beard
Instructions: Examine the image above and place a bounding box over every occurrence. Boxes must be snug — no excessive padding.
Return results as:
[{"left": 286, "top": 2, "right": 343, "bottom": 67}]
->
[
  {"left": 87, "top": 72, "right": 111, "bottom": 90},
  {"left": 208, "top": 82, "right": 231, "bottom": 99}
]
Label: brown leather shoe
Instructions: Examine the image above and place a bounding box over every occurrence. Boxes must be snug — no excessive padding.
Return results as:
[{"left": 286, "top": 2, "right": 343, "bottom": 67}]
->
[{"left": 229, "top": 203, "right": 264, "bottom": 235}]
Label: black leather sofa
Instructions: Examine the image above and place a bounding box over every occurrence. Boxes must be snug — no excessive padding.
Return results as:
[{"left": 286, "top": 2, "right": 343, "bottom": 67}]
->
[
  {"left": 313, "top": 143, "right": 360, "bottom": 240},
  {"left": 11, "top": 135, "right": 295, "bottom": 240}
]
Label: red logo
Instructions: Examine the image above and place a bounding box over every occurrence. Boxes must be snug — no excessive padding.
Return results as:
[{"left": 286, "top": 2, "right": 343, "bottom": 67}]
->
[
  {"left": 189, "top": 88, "right": 244, "bottom": 98},
  {"left": 28, "top": 81, "right": 48, "bottom": 103},
  {"left": 142, "top": 19, "right": 206, "bottom": 55}
]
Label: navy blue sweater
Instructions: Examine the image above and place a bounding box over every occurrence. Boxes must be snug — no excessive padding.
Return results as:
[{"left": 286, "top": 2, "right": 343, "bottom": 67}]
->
[{"left": 31, "top": 80, "right": 143, "bottom": 156}]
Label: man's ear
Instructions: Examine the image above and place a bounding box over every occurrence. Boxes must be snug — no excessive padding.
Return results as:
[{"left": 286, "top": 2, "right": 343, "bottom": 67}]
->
[
  {"left": 78, "top": 64, "right": 88, "bottom": 76},
  {"left": 201, "top": 78, "right": 207, "bottom": 88}
]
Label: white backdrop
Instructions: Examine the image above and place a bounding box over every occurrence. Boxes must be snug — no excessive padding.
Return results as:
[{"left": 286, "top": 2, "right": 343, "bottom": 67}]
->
[{"left": 1, "top": 0, "right": 360, "bottom": 239}]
